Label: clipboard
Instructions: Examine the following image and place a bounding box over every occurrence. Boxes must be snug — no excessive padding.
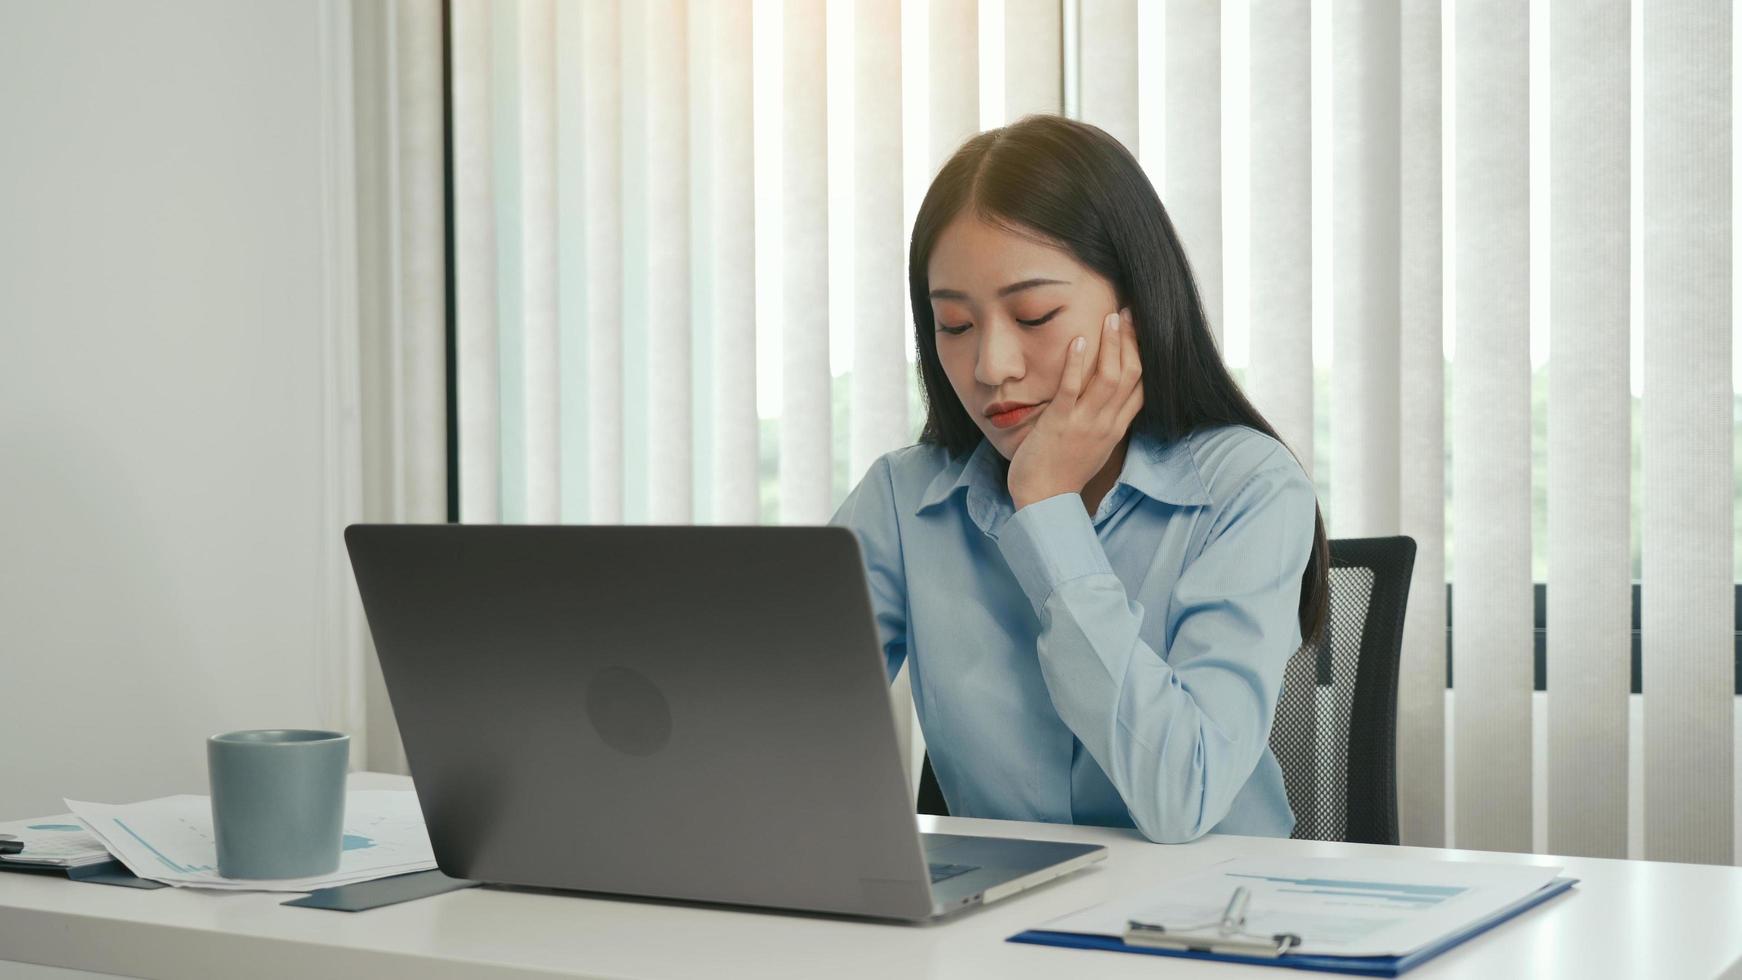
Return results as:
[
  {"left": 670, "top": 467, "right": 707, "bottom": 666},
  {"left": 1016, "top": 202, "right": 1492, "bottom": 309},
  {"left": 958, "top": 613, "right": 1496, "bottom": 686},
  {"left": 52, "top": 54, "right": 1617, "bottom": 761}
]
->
[
  {"left": 1118, "top": 885, "right": 1305, "bottom": 958},
  {"left": 1009, "top": 876, "right": 1577, "bottom": 977}
]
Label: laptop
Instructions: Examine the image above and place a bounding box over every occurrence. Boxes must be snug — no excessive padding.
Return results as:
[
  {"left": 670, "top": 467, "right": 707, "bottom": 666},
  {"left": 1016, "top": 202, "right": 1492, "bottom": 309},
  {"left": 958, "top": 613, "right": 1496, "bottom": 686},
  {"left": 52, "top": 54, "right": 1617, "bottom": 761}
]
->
[{"left": 344, "top": 524, "right": 1106, "bottom": 922}]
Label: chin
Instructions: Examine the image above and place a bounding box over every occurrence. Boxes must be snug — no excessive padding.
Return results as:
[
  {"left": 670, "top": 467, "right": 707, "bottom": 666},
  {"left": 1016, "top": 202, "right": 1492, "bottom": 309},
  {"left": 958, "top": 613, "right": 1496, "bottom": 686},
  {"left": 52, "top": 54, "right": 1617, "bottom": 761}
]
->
[{"left": 984, "top": 428, "right": 1023, "bottom": 459}]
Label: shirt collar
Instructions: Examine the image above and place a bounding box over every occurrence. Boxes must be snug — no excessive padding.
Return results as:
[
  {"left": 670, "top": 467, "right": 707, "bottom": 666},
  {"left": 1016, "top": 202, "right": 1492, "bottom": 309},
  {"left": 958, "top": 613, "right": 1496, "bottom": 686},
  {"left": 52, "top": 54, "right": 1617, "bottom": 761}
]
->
[
  {"left": 914, "top": 430, "right": 1212, "bottom": 528},
  {"left": 1121, "top": 430, "right": 1213, "bottom": 507},
  {"left": 916, "top": 437, "right": 1006, "bottom": 517}
]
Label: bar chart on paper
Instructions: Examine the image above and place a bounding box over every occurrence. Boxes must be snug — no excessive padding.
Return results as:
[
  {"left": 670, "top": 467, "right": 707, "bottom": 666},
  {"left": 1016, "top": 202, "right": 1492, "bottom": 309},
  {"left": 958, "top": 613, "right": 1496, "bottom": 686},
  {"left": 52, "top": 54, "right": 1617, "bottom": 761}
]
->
[
  {"left": 1226, "top": 871, "right": 1467, "bottom": 906},
  {"left": 110, "top": 815, "right": 216, "bottom": 874}
]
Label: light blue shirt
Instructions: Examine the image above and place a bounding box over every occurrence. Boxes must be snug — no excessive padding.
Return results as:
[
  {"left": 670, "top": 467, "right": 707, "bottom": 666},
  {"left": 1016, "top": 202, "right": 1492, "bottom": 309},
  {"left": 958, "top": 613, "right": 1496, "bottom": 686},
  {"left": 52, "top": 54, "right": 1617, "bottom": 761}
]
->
[{"left": 829, "top": 424, "right": 1317, "bottom": 843}]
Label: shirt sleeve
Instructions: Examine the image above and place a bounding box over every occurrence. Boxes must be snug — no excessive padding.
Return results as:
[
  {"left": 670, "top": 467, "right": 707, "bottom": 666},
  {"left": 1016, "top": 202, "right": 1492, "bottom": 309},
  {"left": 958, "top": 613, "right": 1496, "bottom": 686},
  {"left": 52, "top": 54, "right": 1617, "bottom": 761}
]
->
[
  {"left": 995, "top": 460, "right": 1316, "bottom": 843},
  {"left": 829, "top": 455, "right": 910, "bottom": 682}
]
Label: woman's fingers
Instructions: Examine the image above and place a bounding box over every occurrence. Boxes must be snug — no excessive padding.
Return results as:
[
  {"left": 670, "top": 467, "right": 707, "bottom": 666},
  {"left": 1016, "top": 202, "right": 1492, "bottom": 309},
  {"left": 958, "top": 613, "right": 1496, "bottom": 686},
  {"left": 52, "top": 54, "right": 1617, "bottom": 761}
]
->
[
  {"left": 1095, "top": 307, "right": 1140, "bottom": 427},
  {"left": 1121, "top": 307, "right": 1141, "bottom": 391},
  {"left": 1116, "top": 369, "right": 1145, "bottom": 430},
  {"left": 1062, "top": 308, "right": 1139, "bottom": 422},
  {"left": 1057, "top": 334, "right": 1089, "bottom": 405},
  {"left": 1090, "top": 312, "right": 1122, "bottom": 409}
]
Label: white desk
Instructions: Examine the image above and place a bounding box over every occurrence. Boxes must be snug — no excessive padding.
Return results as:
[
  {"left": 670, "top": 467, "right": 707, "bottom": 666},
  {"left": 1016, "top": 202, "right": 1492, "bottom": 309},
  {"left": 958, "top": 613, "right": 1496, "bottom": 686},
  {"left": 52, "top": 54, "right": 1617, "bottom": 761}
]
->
[{"left": 2, "top": 773, "right": 1740, "bottom": 979}]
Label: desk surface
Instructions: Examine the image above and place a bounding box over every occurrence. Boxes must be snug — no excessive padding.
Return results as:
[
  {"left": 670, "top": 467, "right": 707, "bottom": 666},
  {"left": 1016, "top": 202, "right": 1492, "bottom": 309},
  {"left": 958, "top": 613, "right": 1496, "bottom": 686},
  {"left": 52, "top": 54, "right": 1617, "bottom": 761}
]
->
[{"left": 3, "top": 773, "right": 1740, "bottom": 980}]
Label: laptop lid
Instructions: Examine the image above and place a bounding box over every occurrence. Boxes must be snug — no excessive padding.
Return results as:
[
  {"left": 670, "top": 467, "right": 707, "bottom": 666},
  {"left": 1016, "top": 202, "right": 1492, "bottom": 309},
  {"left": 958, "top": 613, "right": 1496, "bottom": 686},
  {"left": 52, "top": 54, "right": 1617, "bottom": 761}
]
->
[{"left": 345, "top": 524, "right": 937, "bottom": 920}]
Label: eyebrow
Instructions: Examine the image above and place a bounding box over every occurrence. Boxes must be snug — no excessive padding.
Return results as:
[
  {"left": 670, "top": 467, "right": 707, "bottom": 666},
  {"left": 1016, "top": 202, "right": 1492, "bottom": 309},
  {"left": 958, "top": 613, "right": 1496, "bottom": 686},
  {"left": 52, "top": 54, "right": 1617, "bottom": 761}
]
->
[{"left": 928, "top": 278, "right": 1070, "bottom": 302}]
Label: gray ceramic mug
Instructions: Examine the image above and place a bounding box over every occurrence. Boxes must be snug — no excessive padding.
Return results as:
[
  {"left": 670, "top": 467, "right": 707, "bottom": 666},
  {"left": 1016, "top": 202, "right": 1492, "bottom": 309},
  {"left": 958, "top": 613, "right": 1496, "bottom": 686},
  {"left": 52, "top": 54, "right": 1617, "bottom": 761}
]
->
[{"left": 207, "top": 729, "right": 349, "bottom": 879}]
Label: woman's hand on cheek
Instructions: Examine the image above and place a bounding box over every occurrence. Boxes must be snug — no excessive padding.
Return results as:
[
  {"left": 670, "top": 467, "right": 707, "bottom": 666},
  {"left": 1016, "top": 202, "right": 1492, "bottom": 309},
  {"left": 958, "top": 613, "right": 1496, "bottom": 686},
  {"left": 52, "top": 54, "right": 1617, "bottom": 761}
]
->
[{"left": 1006, "top": 307, "right": 1145, "bottom": 511}]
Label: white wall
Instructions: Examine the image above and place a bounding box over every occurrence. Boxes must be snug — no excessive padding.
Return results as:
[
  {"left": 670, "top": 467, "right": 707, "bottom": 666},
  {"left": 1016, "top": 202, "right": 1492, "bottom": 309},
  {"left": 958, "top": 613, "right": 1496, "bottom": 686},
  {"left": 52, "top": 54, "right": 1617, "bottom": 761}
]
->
[{"left": 0, "top": 0, "right": 364, "bottom": 817}]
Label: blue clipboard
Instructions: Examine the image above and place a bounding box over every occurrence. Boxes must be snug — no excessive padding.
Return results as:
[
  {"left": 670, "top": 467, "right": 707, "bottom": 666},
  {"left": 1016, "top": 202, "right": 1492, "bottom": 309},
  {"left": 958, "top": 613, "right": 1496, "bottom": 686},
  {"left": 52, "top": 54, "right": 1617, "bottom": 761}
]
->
[{"left": 1009, "top": 876, "right": 1577, "bottom": 977}]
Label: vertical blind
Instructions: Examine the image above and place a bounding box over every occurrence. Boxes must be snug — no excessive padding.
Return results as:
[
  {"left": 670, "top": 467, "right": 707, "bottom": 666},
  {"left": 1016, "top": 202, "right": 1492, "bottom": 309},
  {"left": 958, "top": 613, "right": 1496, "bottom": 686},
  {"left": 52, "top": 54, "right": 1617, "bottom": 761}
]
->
[
  {"left": 1395, "top": 0, "right": 1446, "bottom": 854},
  {"left": 1451, "top": 0, "right": 1533, "bottom": 855},
  {"left": 1546, "top": 0, "right": 1630, "bottom": 861},
  {"left": 1640, "top": 0, "right": 1733, "bottom": 865},
  {"left": 443, "top": 0, "right": 1736, "bottom": 864}
]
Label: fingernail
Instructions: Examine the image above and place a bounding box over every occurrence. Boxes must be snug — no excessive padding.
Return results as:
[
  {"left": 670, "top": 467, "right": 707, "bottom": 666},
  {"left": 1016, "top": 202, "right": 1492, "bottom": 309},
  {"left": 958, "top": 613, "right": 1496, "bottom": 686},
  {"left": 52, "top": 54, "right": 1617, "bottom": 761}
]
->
[
  {"left": 1073, "top": 337, "right": 1086, "bottom": 352},
  {"left": 1105, "top": 314, "right": 1118, "bottom": 332}
]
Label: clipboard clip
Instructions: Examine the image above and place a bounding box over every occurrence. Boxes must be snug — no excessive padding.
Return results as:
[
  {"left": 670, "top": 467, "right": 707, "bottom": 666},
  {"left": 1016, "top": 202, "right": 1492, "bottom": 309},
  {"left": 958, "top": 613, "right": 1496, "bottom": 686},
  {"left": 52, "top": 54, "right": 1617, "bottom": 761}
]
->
[{"left": 1122, "top": 886, "right": 1303, "bottom": 959}]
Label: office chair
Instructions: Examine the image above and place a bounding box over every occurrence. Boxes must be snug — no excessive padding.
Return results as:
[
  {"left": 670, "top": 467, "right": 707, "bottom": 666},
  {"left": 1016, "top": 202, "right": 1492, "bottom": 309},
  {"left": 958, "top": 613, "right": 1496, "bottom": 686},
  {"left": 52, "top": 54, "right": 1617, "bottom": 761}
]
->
[
  {"left": 916, "top": 535, "right": 1416, "bottom": 847},
  {"left": 1267, "top": 536, "right": 1415, "bottom": 844}
]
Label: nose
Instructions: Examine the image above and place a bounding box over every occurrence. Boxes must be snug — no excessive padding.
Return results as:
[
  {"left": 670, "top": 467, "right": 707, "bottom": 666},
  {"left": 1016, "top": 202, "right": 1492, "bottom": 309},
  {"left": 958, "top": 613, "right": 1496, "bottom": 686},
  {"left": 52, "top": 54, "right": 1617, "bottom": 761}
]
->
[{"left": 972, "top": 317, "right": 1025, "bottom": 388}]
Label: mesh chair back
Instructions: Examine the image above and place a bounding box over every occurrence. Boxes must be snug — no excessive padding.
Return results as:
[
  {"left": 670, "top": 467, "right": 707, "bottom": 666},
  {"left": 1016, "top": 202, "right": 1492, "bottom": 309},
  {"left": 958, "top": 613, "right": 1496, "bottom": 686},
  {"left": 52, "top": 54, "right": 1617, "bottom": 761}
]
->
[
  {"left": 917, "top": 536, "right": 1416, "bottom": 846},
  {"left": 1268, "top": 536, "right": 1415, "bottom": 844}
]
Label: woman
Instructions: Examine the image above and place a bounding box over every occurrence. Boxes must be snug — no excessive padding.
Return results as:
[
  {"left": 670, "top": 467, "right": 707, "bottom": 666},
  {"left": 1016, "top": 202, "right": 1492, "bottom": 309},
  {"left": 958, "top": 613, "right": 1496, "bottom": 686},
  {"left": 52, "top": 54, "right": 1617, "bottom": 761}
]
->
[{"left": 830, "top": 115, "right": 1329, "bottom": 844}]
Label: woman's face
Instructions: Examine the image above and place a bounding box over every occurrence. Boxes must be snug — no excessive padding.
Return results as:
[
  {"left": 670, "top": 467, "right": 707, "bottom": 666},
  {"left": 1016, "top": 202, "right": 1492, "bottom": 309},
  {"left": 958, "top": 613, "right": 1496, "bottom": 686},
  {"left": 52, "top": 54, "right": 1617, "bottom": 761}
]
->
[{"left": 926, "top": 212, "right": 1122, "bottom": 459}]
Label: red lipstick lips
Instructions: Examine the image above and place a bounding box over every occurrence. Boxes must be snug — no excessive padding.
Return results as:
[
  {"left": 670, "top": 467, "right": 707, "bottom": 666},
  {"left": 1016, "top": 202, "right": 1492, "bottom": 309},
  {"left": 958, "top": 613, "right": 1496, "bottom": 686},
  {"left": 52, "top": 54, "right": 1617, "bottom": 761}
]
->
[{"left": 985, "top": 401, "right": 1043, "bottom": 430}]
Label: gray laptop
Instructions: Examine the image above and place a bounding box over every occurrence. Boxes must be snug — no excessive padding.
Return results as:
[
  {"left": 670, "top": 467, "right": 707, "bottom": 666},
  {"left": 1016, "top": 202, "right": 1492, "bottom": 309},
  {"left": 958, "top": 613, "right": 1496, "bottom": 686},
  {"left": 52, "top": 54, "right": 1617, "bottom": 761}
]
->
[{"left": 345, "top": 524, "right": 1106, "bottom": 921}]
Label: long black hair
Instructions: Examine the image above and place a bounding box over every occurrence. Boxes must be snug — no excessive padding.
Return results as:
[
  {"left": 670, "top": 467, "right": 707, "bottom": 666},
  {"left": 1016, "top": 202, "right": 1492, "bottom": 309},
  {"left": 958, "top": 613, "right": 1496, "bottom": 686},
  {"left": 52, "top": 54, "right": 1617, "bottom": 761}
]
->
[{"left": 908, "top": 114, "right": 1329, "bottom": 644}]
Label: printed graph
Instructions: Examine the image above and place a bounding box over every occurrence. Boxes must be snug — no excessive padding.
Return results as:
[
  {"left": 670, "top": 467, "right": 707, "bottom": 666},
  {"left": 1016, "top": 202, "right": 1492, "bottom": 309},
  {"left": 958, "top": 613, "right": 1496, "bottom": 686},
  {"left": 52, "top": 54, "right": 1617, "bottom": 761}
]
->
[
  {"left": 1228, "top": 873, "right": 1468, "bottom": 909},
  {"left": 112, "top": 818, "right": 214, "bottom": 875}
]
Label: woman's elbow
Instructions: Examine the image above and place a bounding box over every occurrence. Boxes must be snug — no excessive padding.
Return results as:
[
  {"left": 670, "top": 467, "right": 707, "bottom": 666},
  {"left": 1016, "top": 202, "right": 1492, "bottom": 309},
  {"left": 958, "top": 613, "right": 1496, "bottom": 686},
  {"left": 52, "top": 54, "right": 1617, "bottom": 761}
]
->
[
  {"left": 1127, "top": 753, "right": 1247, "bottom": 843},
  {"left": 1133, "top": 814, "right": 1213, "bottom": 844},
  {"left": 1130, "top": 785, "right": 1224, "bottom": 844},
  {"left": 1119, "top": 713, "right": 1261, "bottom": 843}
]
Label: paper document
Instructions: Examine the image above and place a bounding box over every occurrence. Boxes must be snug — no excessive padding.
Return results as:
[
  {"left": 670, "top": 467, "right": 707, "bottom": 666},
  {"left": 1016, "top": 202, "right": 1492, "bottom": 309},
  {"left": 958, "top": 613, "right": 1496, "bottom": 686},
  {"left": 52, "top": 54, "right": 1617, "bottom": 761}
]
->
[
  {"left": 65, "top": 790, "right": 438, "bottom": 892},
  {"left": 1035, "top": 856, "right": 1567, "bottom": 958},
  {"left": 0, "top": 814, "right": 114, "bottom": 869}
]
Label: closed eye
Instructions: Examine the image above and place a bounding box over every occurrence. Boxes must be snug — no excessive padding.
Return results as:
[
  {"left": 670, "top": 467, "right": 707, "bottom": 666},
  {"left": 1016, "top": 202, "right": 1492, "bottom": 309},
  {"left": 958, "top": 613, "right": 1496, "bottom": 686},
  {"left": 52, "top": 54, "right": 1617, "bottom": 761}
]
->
[
  {"left": 1018, "top": 307, "right": 1064, "bottom": 327},
  {"left": 940, "top": 306, "right": 1059, "bottom": 334}
]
